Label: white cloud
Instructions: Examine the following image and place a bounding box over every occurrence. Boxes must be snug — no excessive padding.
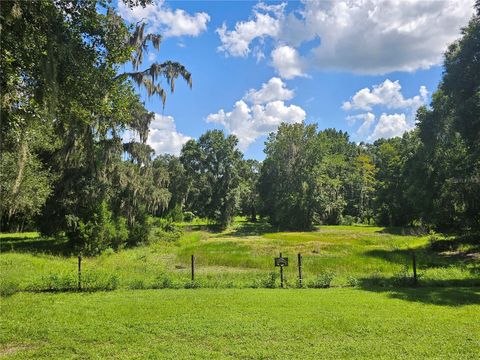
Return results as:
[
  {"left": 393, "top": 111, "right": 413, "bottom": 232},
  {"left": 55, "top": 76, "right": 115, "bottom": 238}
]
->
[
  {"left": 216, "top": 3, "right": 283, "bottom": 57},
  {"left": 304, "top": 0, "right": 473, "bottom": 74},
  {"left": 118, "top": 0, "right": 210, "bottom": 38},
  {"left": 347, "top": 112, "right": 376, "bottom": 137},
  {"left": 342, "top": 79, "right": 428, "bottom": 111},
  {"left": 343, "top": 79, "right": 427, "bottom": 141},
  {"left": 206, "top": 78, "right": 306, "bottom": 150},
  {"left": 148, "top": 114, "right": 191, "bottom": 155},
  {"left": 216, "top": 0, "right": 474, "bottom": 75},
  {"left": 124, "top": 114, "right": 190, "bottom": 156},
  {"left": 243, "top": 77, "right": 294, "bottom": 104},
  {"left": 271, "top": 45, "right": 307, "bottom": 79},
  {"left": 369, "top": 113, "right": 411, "bottom": 141}
]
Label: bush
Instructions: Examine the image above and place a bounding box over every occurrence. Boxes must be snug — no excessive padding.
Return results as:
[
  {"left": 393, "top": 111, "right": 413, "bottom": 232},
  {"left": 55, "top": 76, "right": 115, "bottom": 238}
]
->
[
  {"left": 166, "top": 205, "right": 184, "bottom": 223},
  {"left": 309, "top": 271, "right": 335, "bottom": 288},
  {"left": 184, "top": 280, "right": 202, "bottom": 289},
  {"left": 128, "top": 279, "right": 145, "bottom": 290},
  {"left": 82, "top": 271, "right": 119, "bottom": 291},
  {"left": 346, "top": 276, "right": 359, "bottom": 287},
  {"left": 0, "top": 279, "right": 19, "bottom": 297},
  {"left": 251, "top": 272, "right": 278, "bottom": 288},
  {"left": 183, "top": 211, "right": 195, "bottom": 222},
  {"left": 151, "top": 275, "right": 175, "bottom": 289},
  {"left": 38, "top": 272, "right": 77, "bottom": 291},
  {"left": 340, "top": 215, "right": 356, "bottom": 226},
  {"left": 152, "top": 218, "right": 183, "bottom": 242},
  {"left": 128, "top": 213, "right": 152, "bottom": 246}
]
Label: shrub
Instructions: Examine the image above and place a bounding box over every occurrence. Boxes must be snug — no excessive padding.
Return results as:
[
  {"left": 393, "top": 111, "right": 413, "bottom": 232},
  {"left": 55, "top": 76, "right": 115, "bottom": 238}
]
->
[
  {"left": 151, "top": 275, "right": 174, "bottom": 289},
  {"left": 183, "top": 211, "right": 195, "bottom": 222},
  {"left": 166, "top": 205, "right": 184, "bottom": 222},
  {"left": 82, "top": 272, "right": 119, "bottom": 291},
  {"left": 250, "top": 272, "right": 278, "bottom": 289},
  {"left": 128, "top": 279, "right": 145, "bottom": 290},
  {"left": 309, "top": 271, "right": 335, "bottom": 288},
  {"left": 152, "top": 218, "right": 183, "bottom": 242},
  {"left": 40, "top": 272, "right": 77, "bottom": 291},
  {"left": 346, "top": 276, "right": 359, "bottom": 287},
  {"left": 340, "top": 215, "right": 356, "bottom": 226},
  {"left": 0, "top": 279, "right": 19, "bottom": 297},
  {"left": 184, "top": 281, "right": 201, "bottom": 289}
]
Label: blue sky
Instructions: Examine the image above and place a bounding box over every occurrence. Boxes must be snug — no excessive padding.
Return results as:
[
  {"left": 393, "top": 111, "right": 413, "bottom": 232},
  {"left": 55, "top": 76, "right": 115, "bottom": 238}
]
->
[{"left": 117, "top": 0, "right": 475, "bottom": 160}]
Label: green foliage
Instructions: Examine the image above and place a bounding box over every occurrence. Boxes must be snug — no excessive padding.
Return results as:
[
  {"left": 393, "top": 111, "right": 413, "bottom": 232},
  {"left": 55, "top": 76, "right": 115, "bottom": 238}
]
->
[
  {"left": 0, "top": 279, "right": 19, "bottom": 297},
  {"left": 0, "top": 0, "right": 189, "bottom": 251},
  {"left": 259, "top": 124, "right": 358, "bottom": 229},
  {"left": 180, "top": 130, "right": 243, "bottom": 227},
  {"left": 151, "top": 217, "right": 183, "bottom": 242},
  {"left": 64, "top": 201, "right": 129, "bottom": 255},
  {"left": 1, "top": 224, "right": 478, "bottom": 292},
  {"left": 251, "top": 272, "right": 278, "bottom": 289},
  {"left": 183, "top": 211, "right": 195, "bottom": 222},
  {"left": 308, "top": 271, "right": 336, "bottom": 288}
]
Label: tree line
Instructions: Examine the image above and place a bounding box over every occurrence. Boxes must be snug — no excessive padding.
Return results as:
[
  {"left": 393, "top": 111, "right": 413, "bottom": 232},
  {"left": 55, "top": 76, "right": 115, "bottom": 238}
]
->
[{"left": 1, "top": 1, "right": 479, "bottom": 254}]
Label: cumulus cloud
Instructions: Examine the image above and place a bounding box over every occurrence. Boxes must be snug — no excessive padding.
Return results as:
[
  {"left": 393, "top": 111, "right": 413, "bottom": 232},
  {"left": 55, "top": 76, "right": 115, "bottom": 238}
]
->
[
  {"left": 342, "top": 79, "right": 428, "bottom": 111},
  {"left": 124, "top": 114, "right": 190, "bottom": 156},
  {"left": 243, "top": 77, "right": 294, "bottom": 104},
  {"left": 271, "top": 45, "right": 307, "bottom": 79},
  {"left": 147, "top": 114, "right": 191, "bottom": 155},
  {"left": 118, "top": 0, "right": 210, "bottom": 38},
  {"left": 346, "top": 112, "right": 376, "bottom": 137},
  {"left": 216, "top": 3, "right": 283, "bottom": 57},
  {"left": 343, "top": 79, "right": 427, "bottom": 141},
  {"left": 216, "top": 0, "right": 474, "bottom": 76},
  {"left": 369, "top": 113, "right": 411, "bottom": 141},
  {"left": 207, "top": 78, "right": 306, "bottom": 150}
]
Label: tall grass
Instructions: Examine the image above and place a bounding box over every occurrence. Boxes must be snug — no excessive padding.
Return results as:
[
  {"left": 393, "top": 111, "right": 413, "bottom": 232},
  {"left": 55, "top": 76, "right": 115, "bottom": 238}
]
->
[{"left": 1, "top": 222, "right": 478, "bottom": 295}]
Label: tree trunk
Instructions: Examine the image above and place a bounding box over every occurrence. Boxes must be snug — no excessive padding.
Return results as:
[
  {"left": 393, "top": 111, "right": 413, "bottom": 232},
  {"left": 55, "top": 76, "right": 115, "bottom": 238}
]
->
[{"left": 7, "top": 141, "right": 28, "bottom": 225}]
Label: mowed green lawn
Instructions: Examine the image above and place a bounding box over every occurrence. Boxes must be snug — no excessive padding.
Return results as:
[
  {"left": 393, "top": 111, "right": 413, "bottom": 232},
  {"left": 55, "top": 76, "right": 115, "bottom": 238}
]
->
[
  {"left": 1, "top": 288, "right": 479, "bottom": 359},
  {"left": 1, "top": 224, "right": 479, "bottom": 358}
]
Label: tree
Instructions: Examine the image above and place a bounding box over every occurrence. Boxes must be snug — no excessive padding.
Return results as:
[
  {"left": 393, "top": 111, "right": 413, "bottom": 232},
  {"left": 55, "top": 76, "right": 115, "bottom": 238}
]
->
[
  {"left": 259, "top": 123, "right": 318, "bottom": 229},
  {"left": 0, "top": 1, "right": 192, "bottom": 252},
  {"left": 238, "top": 159, "right": 261, "bottom": 222},
  {"left": 180, "top": 130, "right": 242, "bottom": 227}
]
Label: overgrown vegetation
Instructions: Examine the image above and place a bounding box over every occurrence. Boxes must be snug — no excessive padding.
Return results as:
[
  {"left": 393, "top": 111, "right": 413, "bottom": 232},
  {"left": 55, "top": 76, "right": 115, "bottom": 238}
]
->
[{"left": 1, "top": 222, "right": 478, "bottom": 296}]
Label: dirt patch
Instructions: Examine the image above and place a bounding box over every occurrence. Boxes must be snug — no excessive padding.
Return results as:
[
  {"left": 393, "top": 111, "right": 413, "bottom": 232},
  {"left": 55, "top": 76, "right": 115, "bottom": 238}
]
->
[{"left": 0, "top": 344, "right": 35, "bottom": 357}]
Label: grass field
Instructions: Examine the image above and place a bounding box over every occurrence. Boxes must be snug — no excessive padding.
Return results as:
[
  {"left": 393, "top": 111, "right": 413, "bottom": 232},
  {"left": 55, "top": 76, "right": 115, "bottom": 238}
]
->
[
  {"left": 1, "top": 221, "right": 479, "bottom": 293},
  {"left": 1, "top": 288, "right": 479, "bottom": 359},
  {"left": 1, "top": 222, "right": 479, "bottom": 358}
]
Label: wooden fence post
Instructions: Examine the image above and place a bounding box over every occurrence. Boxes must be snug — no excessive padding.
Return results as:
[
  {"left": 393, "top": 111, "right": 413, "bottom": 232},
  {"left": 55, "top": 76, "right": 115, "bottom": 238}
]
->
[
  {"left": 412, "top": 251, "right": 418, "bottom": 286},
  {"left": 78, "top": 254, "right": 82, "bottom": 291},
  {"left": 279, "top": 252, "right": 284, "bottom": 288},
  {"left": 191, "top": 254, "right": 195, "bottom": 283},
  {"left": 298, "top": 253, "right": 303, "bottom": 288}
]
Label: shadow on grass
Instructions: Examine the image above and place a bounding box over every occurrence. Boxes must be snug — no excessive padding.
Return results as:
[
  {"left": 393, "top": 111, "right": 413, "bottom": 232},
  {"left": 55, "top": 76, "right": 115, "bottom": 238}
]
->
[
  {"left": 375, "top": 226, "right": 429, "bottom": 236},
  {"left": 0, "top": 236, "right": 73, "bottom": 256},
  {"left": 181, "top": 220, "right": 277, "bottom": 237},
  {"left": 364, "top": 248, "right": 463, "bottom": 268},
  {"left": 358, "top": 278, "right": 480, "bottom": 306},
  {"left": 226, "top": 220, "right": 277, "bottom": 237}
]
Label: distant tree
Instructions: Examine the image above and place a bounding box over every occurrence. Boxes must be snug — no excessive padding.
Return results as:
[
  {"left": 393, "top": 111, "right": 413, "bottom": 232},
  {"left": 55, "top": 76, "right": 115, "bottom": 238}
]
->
[
  {"left": 153, "top": 154, "right": 189, "bottom": 215},
  {"left": 371, "top": 134, "right": 418, "bottom": 227},
  {"left": 180, "top": 130, "right": 242, "bottom": 227},
  {"left": 238, "top": 159, "right": 261, "bottom": 222}
]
